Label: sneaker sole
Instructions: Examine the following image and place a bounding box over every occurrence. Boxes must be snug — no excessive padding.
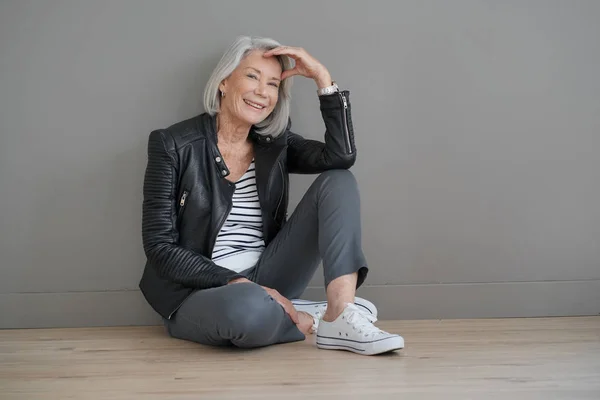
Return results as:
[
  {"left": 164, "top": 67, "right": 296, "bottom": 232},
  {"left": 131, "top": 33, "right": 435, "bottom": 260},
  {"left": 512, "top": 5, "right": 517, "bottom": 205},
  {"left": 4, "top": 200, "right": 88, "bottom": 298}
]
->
[
  {"left": 291, "top": 297, "right": 378, "bottom": 317},
  {"left": 316, "top": 335, "right": 404, "bottom": 356}
]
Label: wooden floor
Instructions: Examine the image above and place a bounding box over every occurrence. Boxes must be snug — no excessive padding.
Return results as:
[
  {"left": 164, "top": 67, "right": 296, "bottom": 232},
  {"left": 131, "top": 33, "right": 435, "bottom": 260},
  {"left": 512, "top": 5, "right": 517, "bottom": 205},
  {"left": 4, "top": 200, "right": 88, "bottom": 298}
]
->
[{"left": 1, "top": 317, "right": 599, "bottom": 399}]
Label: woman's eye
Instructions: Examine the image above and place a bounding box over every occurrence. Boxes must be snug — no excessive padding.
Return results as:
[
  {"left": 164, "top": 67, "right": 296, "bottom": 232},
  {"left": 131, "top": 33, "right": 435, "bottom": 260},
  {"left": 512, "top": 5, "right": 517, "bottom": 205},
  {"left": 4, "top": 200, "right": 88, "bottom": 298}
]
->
[
  {"left": 269, "top": 82, "right": 279, "bottom": 88},
  {"left": 247, "top": 74, "right": 258, "bottom": 79}
]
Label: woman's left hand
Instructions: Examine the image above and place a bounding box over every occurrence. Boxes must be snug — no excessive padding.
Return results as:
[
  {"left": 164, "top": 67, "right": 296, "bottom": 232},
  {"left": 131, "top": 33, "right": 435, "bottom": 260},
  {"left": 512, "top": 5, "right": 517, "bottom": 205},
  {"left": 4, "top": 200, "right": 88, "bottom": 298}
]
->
[{"left": 263, "top": 46, "right": 332, "bottom": 89}]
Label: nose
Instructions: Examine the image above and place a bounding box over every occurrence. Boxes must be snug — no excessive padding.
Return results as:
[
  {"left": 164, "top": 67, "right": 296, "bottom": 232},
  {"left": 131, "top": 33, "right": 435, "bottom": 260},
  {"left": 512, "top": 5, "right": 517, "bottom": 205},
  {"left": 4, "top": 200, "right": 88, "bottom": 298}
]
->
[{"left": 254, "top": 82, "right": 268, "bottom": 97}]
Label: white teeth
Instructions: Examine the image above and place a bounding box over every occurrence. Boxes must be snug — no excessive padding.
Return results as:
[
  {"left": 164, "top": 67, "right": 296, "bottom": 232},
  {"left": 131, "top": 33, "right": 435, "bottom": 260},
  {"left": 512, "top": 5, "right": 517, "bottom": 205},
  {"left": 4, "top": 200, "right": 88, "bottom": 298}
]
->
[{"left": 244, "top": 99, "right": 265, "bottom": 110}]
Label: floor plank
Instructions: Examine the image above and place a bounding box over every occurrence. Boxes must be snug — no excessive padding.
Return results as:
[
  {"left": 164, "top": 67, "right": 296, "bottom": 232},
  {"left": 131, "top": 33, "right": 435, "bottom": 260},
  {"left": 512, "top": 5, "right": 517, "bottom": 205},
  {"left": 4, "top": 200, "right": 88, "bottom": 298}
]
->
[{"left": 1, "top": 317, "right": 599, "bottom": 399}]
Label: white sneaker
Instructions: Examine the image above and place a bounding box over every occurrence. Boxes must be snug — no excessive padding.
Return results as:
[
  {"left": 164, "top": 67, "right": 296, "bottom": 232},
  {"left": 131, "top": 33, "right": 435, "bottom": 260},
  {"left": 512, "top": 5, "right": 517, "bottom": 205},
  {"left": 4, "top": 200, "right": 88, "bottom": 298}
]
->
[
  {"left": 291, "top": 297, "right": 377, "bottom": 333},
  {"left": 316, "top": 303, "right": 404, "bottom": 355}
]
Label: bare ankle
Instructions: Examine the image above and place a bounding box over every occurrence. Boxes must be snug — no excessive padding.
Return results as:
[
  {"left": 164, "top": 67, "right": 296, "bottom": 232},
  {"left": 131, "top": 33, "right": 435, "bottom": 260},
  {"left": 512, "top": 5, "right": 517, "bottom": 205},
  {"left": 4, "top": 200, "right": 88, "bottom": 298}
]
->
[
  {"left": 322, "top": 305, "right": 346, "bottom": 322},
  {"left": 324, "top": 273, "right": 357, "bottom": 322}
]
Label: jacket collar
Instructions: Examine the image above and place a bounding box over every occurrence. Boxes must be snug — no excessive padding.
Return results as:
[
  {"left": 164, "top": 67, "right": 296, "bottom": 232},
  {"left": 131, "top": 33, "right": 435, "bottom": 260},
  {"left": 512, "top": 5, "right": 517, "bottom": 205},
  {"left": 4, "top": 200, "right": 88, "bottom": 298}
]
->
[{"left": 199, "top": 113, "right": 283, "bottom": 181}]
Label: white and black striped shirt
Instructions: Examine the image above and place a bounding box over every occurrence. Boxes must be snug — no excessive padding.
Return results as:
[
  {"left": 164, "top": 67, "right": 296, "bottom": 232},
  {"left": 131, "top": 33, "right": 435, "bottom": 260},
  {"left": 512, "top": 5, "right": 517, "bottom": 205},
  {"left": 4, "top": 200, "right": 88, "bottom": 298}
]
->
[{"left": 211, "top": 160, "right": 265, "bottom": 272}]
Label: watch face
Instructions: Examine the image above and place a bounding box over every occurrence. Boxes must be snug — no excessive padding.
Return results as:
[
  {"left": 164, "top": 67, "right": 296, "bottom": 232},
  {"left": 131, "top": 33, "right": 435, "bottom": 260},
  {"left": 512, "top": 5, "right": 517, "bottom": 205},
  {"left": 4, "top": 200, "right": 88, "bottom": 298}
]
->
[
  {"left": 319, "top": 83, "right": 338, "bottom": 94},
  {"left": 318, "top": 83, "right": 338, "bottom": 95}
]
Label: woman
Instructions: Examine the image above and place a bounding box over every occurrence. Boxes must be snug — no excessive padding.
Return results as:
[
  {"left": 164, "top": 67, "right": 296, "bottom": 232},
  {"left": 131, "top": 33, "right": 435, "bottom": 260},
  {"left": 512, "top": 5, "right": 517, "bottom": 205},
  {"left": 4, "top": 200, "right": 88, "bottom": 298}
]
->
[{"left": 139, "top": 36, "right": 404, "bottom": 355}]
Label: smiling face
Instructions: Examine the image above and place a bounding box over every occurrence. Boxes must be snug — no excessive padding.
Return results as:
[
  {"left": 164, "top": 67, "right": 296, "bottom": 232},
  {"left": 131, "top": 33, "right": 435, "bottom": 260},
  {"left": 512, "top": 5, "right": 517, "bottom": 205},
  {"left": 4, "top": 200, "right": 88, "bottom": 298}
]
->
[{"left": 218, "top": 50, "right": 283, "bottom": 128}]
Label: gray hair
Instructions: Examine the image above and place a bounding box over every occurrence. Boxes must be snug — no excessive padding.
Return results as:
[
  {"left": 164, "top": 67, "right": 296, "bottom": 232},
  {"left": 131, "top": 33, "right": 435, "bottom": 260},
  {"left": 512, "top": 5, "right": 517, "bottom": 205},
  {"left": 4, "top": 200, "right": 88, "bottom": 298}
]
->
[{"left": 203, "top": 36, "right": 293, "bottom": 137}]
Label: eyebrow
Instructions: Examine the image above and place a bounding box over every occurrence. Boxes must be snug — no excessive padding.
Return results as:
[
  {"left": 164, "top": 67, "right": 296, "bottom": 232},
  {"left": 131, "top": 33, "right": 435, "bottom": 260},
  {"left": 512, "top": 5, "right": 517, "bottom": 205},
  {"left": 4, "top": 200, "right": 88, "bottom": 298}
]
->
[{"left": 246, "top": 67, "right": 281, "bottom": 81}]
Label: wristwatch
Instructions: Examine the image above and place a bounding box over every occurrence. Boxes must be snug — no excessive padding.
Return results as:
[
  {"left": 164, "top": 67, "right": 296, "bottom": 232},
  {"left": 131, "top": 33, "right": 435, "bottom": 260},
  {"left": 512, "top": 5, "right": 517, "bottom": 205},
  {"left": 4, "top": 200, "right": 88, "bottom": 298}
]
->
[{"left": 317, "top": 81, "right": 339, "bottom": 96}]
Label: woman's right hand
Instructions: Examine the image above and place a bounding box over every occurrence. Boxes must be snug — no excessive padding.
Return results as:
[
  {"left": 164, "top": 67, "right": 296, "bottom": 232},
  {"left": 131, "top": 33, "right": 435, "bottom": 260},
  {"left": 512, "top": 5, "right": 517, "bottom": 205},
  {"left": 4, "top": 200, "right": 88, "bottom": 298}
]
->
[
  {"left": 227, "top": 277, "right": 252, "bottom": 285},
  {"left": 261, "top": 287, "right": 300, "bottom": 325},
  {"left": 227, "top": 278, "right": 300, "bottom": 325}
]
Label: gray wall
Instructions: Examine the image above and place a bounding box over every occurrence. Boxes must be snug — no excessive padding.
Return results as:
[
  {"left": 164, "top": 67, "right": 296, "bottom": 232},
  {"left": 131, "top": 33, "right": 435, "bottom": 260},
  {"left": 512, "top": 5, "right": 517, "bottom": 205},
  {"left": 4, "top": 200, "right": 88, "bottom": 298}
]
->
[{"left": 1, "top": 0, "right": 599, "bottom": 328}]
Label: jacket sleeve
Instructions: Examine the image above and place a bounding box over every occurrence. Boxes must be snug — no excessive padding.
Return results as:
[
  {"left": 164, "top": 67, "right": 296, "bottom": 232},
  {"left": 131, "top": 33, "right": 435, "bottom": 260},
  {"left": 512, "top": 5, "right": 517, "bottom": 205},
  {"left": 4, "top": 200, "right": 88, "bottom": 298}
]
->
[
  {"left": 141, "top": 130, "right": 244, "bottom": 288},
  {"left": 287, "top": 90, "right": 357, "bottom": 174}
]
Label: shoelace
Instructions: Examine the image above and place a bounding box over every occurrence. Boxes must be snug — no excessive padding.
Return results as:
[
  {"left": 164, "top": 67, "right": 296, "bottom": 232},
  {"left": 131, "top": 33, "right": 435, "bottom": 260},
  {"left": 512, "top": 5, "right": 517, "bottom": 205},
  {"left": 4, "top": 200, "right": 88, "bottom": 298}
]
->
[
  {"left": 345, "top": 306, "right": 387, "bottom": 338},
  {"left": 313, "top": 307, "right": 325, "bottom": 321},
  {"left": 310, "top": 305, "right": 327, "bottom": 333},
  {"left": 307, "top": 303, "right": 379, "bottom": 334}
]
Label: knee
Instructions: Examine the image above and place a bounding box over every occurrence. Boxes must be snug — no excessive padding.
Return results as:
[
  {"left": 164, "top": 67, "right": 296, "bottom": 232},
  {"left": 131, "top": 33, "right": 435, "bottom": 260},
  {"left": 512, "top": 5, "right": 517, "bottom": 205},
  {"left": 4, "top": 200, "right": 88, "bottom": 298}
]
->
[
  {"left": 224, "top": 284, "right": 282, "bottom": 348},
  {"left": 315, "top": 169, "right": 358, "bottom": 194}
]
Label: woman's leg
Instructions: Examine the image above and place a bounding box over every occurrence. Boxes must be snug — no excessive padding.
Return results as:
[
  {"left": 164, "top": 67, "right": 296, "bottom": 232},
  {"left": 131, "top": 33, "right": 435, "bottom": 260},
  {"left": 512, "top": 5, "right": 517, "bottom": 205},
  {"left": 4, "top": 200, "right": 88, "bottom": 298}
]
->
[
  {"left": 164, "top": 282, "right": 305, "bottom": 348},
  {"left": 252, "top": 169, "right": 368, "bottom": 320}
]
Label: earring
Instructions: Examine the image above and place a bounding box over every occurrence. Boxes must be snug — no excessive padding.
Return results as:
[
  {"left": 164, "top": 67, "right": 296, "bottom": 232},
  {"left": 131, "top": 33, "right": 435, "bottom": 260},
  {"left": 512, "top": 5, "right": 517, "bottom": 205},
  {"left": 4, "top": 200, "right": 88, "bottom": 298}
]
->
[{"left": 221, "top": 90, "right": 225, "bottom": 97}]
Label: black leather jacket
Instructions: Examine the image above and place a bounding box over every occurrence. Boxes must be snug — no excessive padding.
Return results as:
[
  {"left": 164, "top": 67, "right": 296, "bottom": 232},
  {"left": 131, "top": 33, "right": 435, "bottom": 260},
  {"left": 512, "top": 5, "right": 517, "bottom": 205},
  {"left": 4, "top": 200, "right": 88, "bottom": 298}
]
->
[{"left": 139, "top": 91, "right": 356, "bottom": 319}]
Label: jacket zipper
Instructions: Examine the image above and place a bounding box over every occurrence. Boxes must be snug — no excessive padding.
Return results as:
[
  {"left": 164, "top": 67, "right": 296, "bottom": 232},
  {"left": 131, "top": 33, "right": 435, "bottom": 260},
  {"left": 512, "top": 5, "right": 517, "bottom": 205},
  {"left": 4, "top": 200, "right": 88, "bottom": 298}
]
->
[
  {"left": 208, "top": 188, "right": 234, "bottom": 256},
  {"left": 168, "top": 297, "right": 188, "bottom": 319},
  {"left": 179, "top": 191, "right": 188, "bottom": 207},
  {"left": 269, "top": 149, "right": 287, "bottom": 213},
  {"left": 178, "top": 190, "right": 189, "bottom": 218},
  {"left": 274, "top": 162, "right": 286, "bottom": 221},
  {"left": 340, "top": 92, "right": 353, "bottom": 155},
  {"left": 251, "top": 150, "right": 286, "bottom": 281}
]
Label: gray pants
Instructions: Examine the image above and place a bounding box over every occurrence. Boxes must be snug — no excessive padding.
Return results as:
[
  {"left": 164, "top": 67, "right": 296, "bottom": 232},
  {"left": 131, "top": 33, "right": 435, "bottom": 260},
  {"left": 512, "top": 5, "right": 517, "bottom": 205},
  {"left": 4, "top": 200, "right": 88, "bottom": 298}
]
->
[{"left": 164, "top": 170, "right": 369, "bottom": 348}]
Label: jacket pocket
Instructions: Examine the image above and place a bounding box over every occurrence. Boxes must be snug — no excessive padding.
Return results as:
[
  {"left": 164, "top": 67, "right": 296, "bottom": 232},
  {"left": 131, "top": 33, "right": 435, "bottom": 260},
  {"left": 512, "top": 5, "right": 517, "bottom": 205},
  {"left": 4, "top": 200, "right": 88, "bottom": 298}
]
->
[{"left": 177, "top": 189, "right": 189, "bottom": 220}]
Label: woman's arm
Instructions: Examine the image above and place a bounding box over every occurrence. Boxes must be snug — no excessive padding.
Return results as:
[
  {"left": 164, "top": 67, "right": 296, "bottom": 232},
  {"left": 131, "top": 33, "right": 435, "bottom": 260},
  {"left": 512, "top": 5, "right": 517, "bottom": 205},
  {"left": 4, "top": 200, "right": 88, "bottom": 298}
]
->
[
  {"left": 262, "top": 46, "right": 356, "bottom": 173},
  {"left": 141, "top": 130, "right": 244, "bottom": 288},
  {"left": 286, "top": 91, "right": 356, "bottom": 174}
]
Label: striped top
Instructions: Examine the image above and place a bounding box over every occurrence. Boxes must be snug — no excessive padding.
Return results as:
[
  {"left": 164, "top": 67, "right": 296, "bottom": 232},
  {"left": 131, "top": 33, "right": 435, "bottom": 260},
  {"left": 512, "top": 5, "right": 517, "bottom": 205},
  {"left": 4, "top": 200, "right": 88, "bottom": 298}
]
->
[{"left": 211, "top": 160, "right": 265, "bottom": 273}]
